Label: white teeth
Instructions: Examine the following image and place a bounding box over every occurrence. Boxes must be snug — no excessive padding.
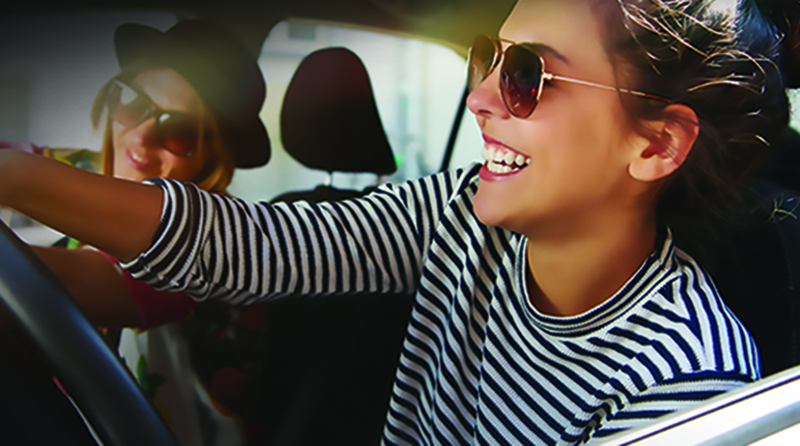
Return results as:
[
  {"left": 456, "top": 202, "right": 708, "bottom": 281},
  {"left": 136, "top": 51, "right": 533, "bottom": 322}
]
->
[
  {"left": 482, "top": 146, "right": 493, "bottom": 162},
  {"left": 481, "top": 144, "right": 531, "bottom": 174}
]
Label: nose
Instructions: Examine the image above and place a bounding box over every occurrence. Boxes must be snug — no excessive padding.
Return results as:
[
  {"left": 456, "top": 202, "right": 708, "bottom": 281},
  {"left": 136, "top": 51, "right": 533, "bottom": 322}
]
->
[
  {"left": 466, "top": 68, "right": 510, "bottom": 120},
  {"left": 124, "top": 117, "right": 159, "bottom": 148}
]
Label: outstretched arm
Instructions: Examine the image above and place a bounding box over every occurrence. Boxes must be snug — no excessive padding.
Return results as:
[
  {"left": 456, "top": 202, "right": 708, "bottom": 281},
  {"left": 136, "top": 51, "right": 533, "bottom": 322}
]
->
[
  {"left": 0, "top": 151, "right": 162, "bottom": 261},
  {"left": 122, "top": 168, "right": 472, "bottom": 303}
]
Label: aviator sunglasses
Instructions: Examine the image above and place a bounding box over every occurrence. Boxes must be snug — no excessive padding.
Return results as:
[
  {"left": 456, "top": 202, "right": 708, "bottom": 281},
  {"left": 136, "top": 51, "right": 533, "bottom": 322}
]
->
[
  {"left": 107, "top": 79, "right": 207, "bottom": 157},
  {"left": 467, "top": 34, "right": 670, "bottom": 118}
]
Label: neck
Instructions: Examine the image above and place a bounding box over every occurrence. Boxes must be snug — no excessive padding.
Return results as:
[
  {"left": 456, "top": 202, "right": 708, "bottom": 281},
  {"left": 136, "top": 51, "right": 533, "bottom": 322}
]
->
[{"left": 524, "top": 213, "right": 657, "bottom": 317}]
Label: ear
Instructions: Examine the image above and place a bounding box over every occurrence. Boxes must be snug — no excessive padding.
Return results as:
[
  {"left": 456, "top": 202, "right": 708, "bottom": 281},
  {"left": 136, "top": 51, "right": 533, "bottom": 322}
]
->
[{"left": 628, "top": 104, "right": 699, "bottom": 182}]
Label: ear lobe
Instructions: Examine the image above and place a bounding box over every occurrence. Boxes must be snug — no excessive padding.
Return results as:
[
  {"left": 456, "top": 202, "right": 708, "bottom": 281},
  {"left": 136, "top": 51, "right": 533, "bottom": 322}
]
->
[{"left": 629, "top": 104, "right": 699, "bottom": 182}]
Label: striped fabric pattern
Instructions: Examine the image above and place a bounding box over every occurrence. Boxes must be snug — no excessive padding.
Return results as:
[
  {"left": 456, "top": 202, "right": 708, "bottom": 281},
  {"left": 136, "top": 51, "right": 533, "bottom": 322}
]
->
[{"left": 124, "top": 164, "right": 759, "bottom": 445}]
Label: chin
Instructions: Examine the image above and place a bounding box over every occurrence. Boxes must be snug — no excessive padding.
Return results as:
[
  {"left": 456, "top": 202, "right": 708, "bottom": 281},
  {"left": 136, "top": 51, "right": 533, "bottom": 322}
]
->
[
  {"left": 474, "top": 188, "right": 537, "bottom": 235},
  {"left": 473, "top": 189, "right": 507, "bottom": 229},
  {"left": 116, "top": 169, "right": 147, "bottom": 183}
]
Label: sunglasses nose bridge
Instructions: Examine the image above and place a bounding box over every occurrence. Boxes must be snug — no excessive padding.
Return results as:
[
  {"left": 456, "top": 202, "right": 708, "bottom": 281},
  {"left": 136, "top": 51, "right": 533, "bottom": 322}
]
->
[
  {"left": 122, "top": 114, "right": 163, "bottom": 149},
  {"left": 134, "top": 103, "right": 160, "bottom": 128}
]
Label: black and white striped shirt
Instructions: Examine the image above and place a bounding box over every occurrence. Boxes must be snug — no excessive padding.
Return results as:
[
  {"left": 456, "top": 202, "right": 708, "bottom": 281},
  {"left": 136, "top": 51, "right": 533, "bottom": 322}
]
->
[{"left": 124, "top": 164, "right": 759, "bottom": 445}]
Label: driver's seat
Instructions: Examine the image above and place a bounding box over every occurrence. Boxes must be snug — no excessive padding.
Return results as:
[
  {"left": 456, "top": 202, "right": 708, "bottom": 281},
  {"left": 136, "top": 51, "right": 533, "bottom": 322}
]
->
[{"left": 259, "top": 47, "right": 412, "bottom": 446}]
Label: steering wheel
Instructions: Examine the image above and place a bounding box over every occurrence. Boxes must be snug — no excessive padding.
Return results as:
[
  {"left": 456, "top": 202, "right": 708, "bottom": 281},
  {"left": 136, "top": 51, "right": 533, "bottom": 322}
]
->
[{"left": 0, "top": 220, "right": 178, "bottom": 446}]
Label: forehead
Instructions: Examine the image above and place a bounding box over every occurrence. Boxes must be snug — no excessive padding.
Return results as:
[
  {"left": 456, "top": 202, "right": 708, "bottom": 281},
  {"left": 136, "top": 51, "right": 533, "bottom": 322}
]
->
[
  {"left": 131, "top": 67, "right": 204, "bottom": 114},
  {"left": 500, "top": 0, "right": 608, "bottom": 64}
]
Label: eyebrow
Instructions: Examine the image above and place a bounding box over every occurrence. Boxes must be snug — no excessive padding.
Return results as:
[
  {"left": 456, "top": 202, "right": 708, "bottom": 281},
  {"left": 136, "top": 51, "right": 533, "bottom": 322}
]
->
[{"left": 496, "top": 37, "right": 570, "bottom": 64}]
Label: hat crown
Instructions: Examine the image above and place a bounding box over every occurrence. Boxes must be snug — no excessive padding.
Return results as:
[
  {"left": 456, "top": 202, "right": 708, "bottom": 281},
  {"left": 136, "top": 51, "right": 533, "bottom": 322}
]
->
[{"left": 114, "top": 20, "right": 270, "bottom": 168}]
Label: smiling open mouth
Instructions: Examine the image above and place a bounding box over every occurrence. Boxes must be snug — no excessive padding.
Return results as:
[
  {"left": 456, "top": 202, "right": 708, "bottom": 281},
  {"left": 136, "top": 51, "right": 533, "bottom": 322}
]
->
[{"left": 482, "top": 144, "right": 531, "bottom": 174}]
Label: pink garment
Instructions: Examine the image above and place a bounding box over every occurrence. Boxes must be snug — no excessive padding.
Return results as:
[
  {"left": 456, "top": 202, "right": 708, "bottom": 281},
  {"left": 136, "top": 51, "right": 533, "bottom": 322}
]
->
[
  {"left": 0, "top": 140, "right": 47, "bottom": 155},
  {"left": 97, "top": 250, "right": 196, "bottom": 329}
]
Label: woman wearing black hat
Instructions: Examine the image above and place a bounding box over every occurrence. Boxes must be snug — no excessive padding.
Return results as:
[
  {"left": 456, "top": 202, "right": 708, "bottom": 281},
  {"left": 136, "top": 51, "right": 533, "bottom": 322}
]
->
[{"left": 4, "top": 19, "right": 270, "bottom": 445}]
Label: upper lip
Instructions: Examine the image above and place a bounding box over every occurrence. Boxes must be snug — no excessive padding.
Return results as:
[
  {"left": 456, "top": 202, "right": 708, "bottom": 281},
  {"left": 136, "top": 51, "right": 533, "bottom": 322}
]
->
[{"left": 482, "top": 133, "right": 507, "bottom": 148}]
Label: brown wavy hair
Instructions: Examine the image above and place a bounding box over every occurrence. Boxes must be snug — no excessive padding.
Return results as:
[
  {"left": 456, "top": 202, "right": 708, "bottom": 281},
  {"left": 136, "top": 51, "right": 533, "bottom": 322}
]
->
[{"left": 590, "top": 0, "right": 792, "bottom": 242}]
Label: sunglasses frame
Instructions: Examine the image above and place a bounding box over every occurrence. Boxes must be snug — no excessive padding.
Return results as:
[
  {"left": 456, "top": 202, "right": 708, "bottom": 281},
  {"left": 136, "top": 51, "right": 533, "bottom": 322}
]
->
[
  {"left": 107, "top": 78, "right": 205, "bottom": 158},
  {"left": 468, "top": 35, "right": 670, "bottom": 118}
]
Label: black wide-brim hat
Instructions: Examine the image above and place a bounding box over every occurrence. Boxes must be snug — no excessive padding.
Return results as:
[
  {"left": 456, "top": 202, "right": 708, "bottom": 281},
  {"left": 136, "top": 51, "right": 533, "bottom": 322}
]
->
[{"left": 114, "top": 20, "right": 270, "bottom": 168}]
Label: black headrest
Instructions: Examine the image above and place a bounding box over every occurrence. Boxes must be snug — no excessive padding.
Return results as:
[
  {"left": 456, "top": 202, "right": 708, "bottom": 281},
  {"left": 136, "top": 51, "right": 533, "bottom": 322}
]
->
[{"left": 280, "top": 47, "right": 396, "bottom": 175}]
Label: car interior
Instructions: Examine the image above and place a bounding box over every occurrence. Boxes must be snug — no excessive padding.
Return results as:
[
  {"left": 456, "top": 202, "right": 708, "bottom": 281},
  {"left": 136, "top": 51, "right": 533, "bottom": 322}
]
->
[
  {"left": 2, "top": 0, "right": 800, "bottom": 445},
  {"left": 185, "top": 45, "right": 416, "bottom": 445}
]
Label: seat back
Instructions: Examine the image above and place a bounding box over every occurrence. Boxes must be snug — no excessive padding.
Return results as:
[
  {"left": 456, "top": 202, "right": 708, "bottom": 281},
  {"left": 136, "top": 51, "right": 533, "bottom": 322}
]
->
[
  {"left": 264, "top": 47, "right": 412, "bottom": 446},
  {"left": 713, "top": 184, "right": 800, "bottom": 376},
  {"left": 684, "top": 127, "right": 800, "bottom": 377},
  {"left": 182, "top": 48, "right": 411, "bottom": 446}
]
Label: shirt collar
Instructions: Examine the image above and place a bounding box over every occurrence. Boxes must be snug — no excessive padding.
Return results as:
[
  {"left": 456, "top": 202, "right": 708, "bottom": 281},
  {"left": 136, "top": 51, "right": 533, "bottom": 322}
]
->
[{"left": 517, "top": 226, "right": 678, "bottom": 336}]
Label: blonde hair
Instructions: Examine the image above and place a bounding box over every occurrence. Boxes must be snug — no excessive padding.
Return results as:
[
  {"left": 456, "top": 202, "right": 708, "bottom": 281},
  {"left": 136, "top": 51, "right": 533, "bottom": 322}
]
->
[{"left": 91, "top": 66, "right": 235, "bottom": 194}]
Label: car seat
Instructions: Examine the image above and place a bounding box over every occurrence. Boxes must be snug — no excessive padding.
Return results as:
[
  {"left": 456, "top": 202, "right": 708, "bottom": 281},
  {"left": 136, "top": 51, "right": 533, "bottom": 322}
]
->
[
  {"left": 270, "top": 46, "right": 397, "bottom": 203},
  {"left": 250, "top": 47, "right": 413, "bottom": 446}
]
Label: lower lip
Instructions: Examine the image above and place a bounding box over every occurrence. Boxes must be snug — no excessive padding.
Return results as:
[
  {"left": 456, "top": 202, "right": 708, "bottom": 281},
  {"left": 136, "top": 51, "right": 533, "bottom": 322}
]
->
[{"left": 479, "top": 162, "right": 525, "bottom": 181}]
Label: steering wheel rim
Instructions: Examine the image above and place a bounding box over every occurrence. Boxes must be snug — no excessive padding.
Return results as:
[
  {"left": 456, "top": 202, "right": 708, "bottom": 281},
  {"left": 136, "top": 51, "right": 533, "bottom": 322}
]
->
[{"left": 0, "top": 220, "right": 178, "bottom": 446}]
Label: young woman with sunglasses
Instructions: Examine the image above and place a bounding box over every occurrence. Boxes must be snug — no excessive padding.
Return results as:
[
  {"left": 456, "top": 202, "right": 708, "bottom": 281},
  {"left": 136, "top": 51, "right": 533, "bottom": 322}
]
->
[
  {"left": 1, "top": 20, "right": 270, "bottom": 445},
  {"left": 0, "top": 0, "right": 796, "bottom": 443}
]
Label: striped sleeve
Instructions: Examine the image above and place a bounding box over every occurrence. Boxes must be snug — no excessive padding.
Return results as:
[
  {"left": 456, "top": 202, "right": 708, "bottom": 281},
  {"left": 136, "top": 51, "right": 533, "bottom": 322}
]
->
[
  {"left": 589, "top": 371, "right": 754, "bottom": 440},
  {"left": 121, "top": 169, "right": 471, "bottom": 304}
]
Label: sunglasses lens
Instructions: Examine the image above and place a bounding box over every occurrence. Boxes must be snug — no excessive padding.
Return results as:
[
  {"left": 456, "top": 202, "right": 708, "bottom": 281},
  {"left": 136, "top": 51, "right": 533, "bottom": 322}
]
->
[
  {"left": 112, "top": 82, "right": 153, "bottom": 128},
  {"left": 154, "top": 113, "right": 201, "bottom": 157},
  {"left": 467, "top": 35, "right": 497, "bottom": 92},
  {"left": 109, "top": 80, "right": 201, "bottom": 157},
  {"left": 501, "top": 45, "right": 543, "bottom": 118}
]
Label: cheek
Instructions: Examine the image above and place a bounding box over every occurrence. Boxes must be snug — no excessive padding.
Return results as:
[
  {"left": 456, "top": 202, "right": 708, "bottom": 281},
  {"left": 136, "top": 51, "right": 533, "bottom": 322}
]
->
[
  {"left": 160, "top": 156, "right": 191, "bottom": 181},
  {"left": 111, "top": 123, "right": 125, "bottom": 153},
  {"left": 515, "top": 104, "right": 631, "bottom": 206},
  {"left": 473, "top": 183, "right": 516, "bottom": 228},
  {"left": 541, "top": 97, "right": 627, "bottom": 166},
  {"left": 163, "top": 150, "right": 210, "bottom": 182},
  {"left": 111, "top": 124, "right": 132, "bottom": 176}
]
